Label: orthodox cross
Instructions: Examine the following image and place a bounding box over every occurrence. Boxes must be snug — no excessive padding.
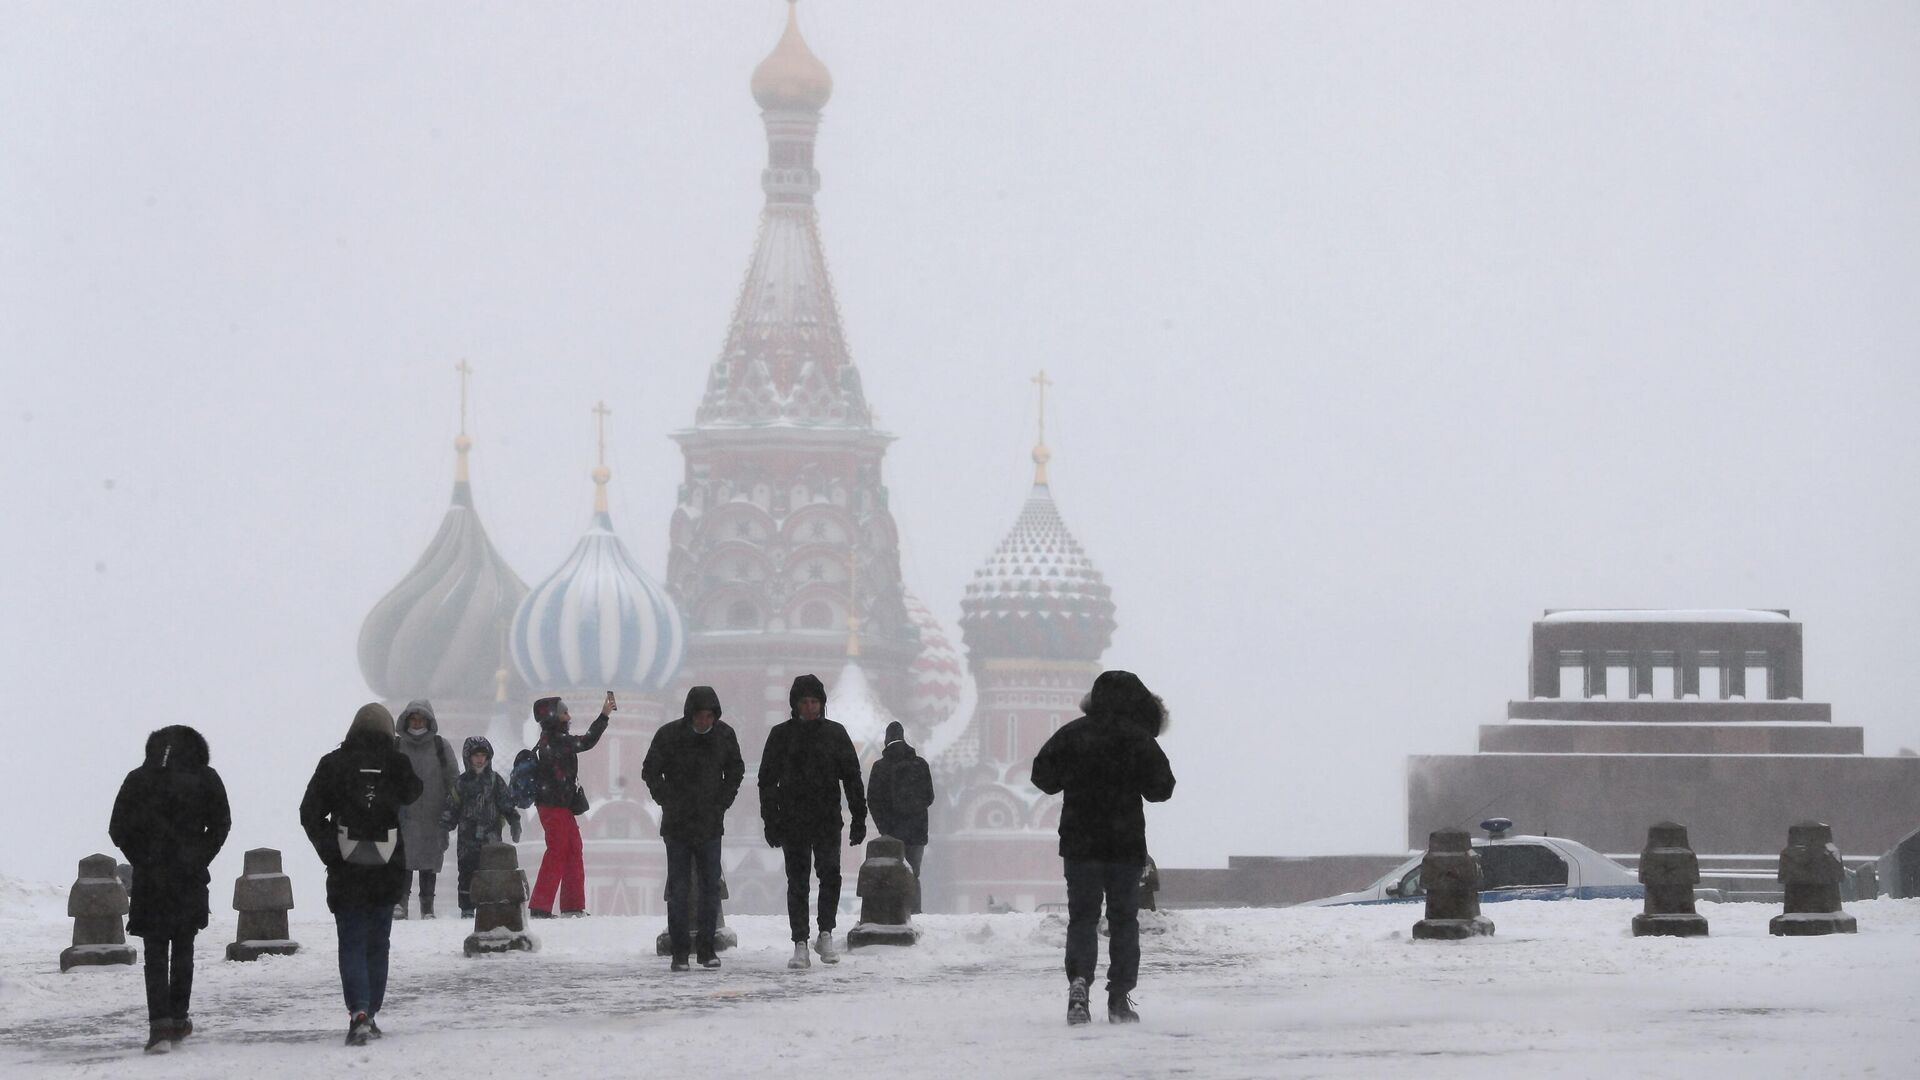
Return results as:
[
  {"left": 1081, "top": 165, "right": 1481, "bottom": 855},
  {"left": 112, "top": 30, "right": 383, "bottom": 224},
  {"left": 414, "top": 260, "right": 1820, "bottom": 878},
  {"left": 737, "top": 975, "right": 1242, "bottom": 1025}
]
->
[
  {"left": 1032, "top": 369, "right": 1053, "bottom": 447},
  {"left": 593, "top": 400, "right": 611, "bottom": 467},
  {"left": 455, "top": 359, "right": 473, "bottom": 435}
]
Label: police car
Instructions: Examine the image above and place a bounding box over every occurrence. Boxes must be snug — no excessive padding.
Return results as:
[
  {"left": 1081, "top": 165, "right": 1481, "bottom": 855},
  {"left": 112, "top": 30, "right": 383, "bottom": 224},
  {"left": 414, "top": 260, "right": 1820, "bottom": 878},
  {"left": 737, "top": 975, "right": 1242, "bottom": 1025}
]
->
[{"left": 1298, "top": 818, "right": 1643, "bottom": 907}]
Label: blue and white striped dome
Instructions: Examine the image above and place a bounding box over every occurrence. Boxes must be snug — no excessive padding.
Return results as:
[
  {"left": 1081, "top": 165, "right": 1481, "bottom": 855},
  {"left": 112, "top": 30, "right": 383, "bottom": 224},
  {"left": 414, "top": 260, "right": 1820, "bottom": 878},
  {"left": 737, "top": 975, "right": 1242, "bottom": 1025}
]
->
[{"left": 510, "top": 503, "right": 686, "bottom": 693}]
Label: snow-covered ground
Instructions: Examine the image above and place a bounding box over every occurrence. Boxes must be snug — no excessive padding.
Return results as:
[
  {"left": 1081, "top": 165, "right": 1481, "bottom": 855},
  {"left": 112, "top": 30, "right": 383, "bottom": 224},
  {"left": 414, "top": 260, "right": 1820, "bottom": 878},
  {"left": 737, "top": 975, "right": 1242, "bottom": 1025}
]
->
[{"left": 3, "top": 881, "right": 1917, "bottom": 1078}]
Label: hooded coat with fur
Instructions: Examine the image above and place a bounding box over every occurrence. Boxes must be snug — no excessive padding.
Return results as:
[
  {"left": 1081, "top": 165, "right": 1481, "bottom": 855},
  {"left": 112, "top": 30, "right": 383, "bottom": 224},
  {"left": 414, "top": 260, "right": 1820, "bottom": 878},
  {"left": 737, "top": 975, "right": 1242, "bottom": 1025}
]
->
[
  {"left": 641, "top": 686, "right": 745, "bottom": 841},
  {"left": 395, "top": 699, "right": 457, "bottom": 871},
  {"left": 1031, "top": 670, "right": 1176, "bottom": 863},
  {"left": 108, "top": 725, "right": 232, "bottom": 938}
]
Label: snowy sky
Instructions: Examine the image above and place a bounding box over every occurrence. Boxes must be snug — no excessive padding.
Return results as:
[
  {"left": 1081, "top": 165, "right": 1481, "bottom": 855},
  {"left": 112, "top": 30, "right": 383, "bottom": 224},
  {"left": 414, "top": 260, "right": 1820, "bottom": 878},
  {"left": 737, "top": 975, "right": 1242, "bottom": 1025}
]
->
[{"left": 4, "top": 1, "right": 1919, "bottom": 891}]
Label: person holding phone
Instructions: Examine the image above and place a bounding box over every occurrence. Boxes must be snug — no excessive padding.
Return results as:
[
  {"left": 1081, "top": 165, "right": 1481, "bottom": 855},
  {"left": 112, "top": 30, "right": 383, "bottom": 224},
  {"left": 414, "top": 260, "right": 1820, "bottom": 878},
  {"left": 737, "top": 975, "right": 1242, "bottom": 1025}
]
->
[{"left": 527, "top": 691, "right": 613, "bottom": 918}]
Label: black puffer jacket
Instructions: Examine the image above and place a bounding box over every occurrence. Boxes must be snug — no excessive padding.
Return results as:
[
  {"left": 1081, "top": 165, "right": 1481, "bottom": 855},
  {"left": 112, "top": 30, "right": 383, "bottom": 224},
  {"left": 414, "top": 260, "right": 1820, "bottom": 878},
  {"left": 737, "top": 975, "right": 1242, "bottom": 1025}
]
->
[
  {"left": 866, "top": 722, "right": 934, "bottom": 846},
  {"left": 641, "top": 687, "right": 745, "bottom": 841},
  {"left": 1031, "top": 670, "right": 1175, "bottom": 863},
  {"left": 299, "top": 728, "right": 424, "bottom": 913},
  {"left": 108, "top": 726, "right": 231, "bottom": 938},
  {"left": 758, "top": 675, "right": 867, "bottom": 844},
  {"left": 531, "top": 699, "right": 609, "bottom": 811}
]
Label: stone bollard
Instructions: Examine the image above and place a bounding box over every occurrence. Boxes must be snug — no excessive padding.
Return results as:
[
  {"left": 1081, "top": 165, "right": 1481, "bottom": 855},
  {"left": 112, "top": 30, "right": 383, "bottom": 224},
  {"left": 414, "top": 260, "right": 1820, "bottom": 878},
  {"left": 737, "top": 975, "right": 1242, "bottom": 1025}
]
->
[
  {"left": 1633, "top": 822, "right": 1709, "bottom": 938},
  {"left": 1770, "top": 821, "right": 1857, "bottom": 936},
  {"left": 654, "top": 875, "right": 738, "bottom": 956},
  {"left": 847, "top": 836, "right": 921, "bottom": 948},
  {"left": 464, "top": 842, "right": 537, "bottom": 955},
  {"left": 226, "top": 848, "right": 299, "bottom": 961},
  {"left": 61, "top": 854, "right": 137, "bottom": 971},
  {"left": 1853, "top": 863, "right": 1878, "bottom": 901},
  {"left": 1411, "top": 829, "right": 1494, "bottom": 940}
]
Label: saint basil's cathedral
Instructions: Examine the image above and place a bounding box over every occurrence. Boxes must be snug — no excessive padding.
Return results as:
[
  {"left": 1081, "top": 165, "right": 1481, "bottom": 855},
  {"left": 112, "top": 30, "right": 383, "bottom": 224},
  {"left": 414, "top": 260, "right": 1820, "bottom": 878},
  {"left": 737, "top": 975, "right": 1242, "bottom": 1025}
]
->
[{"left": 356, "top": 3, "right": 1119, "bottom": 916}]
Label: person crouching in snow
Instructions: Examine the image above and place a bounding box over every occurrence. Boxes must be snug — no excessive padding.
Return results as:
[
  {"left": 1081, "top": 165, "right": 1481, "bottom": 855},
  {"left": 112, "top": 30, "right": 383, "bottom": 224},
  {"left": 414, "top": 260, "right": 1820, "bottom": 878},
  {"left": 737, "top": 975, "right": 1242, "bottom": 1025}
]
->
[
  {"left": 1032, "top": 670, "right": 1175, "bottom": 1026},
  {"left": 299, "top": 703, "right": 423, "bottom": 1046},
  {"left": 109, "top": 725, "right": 231, "bottom": 1054},
  {"left": 759, "top": 674, "right": 866, "bottom": 968},
  {"left": 527, "top": 692, "right": 611, "bottom": 918},
  {"left": 440, "top": 736, "right": 522, "bottom": 919},
  {"left": 642, "top": 686, "right": 745, "bottom": 971}
]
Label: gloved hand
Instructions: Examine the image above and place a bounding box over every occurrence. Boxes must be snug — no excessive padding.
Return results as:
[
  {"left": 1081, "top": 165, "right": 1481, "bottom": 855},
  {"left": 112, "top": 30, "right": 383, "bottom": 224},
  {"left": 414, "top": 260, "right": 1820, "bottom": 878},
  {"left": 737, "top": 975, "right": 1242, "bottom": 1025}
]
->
[
  {"left": 765, "top": 827, "right": 784, "bottom": 849},
  {"left": 509, "top": 823, "right": 522, "bottom": 843},
  {"left": 848, "top": 821, "right": 866, "bottom": 846}
]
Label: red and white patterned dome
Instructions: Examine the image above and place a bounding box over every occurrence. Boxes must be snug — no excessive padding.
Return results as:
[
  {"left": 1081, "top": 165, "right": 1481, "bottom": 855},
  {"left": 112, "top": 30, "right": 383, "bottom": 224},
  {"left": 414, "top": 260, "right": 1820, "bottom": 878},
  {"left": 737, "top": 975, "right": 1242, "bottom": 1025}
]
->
[{"left": 904, "top": 589, "right": 965, "bottom": 731}]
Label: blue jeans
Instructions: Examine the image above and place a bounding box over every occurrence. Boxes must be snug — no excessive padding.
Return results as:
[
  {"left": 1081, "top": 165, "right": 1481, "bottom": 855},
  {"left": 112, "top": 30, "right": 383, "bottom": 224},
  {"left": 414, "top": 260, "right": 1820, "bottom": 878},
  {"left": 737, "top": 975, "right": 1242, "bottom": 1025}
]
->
[
  {"left": 1065, "top": 859, "right": 1143, "bottom": 993},
  {"left": 334, "top": 905, "right": 394, "bottom": 1016},
  {"left": 664, "top": 836, "right": 723, "bottom": 958}
]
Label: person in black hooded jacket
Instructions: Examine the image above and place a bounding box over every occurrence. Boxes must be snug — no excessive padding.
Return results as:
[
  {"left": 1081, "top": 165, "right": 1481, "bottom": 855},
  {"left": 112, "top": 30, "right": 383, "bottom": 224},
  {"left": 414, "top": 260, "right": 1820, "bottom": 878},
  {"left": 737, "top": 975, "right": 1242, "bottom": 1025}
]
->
[
  {"left": 109, "top": 725, "right": 231, "bottom": 1053},
  {"left": 299, "top": 702, "right": 422, "bottom": 1046},
  {"left": 865, "top": 719, "right": 934, "bottom": 908},
  {"left": 758, "top": 673, "right": 866, "bottom": 967},
  {"left": 641, "top": 686, "right": 744, "bottom": 969},
  {"left": 1032, "top": 670, "right": 1175, "bottom": 1026}
]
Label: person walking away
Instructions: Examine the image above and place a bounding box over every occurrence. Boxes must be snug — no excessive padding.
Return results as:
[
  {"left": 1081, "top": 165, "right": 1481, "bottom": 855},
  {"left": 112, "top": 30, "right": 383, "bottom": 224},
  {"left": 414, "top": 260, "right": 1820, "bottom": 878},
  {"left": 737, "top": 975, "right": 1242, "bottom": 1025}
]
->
[
  {"left": 641, "top": 686, "right": 744, "bottom": 971},
  {"left": 109, "top": 725, "right": 231, "bottom": 1053},
  {"left": 1031, "top": 670, "right": 1175, "bottom": 1026},
  {"left": 759, "top": 674, "right": 866, "bottom": 968},
  {"left": 865, "top": 719, "right": 934, "bottom": 912},
  {"left": 440, "top": 736, "right": 521, "bottom": 918},
  {"left": 299, "top": 703, "right": 423, "bottom": 1046},
  {"left": 394, "top": 700, "right": 456, "bottom": 919},
  {"left": 528, "top": 692, "right": 612, "bottom": 918}
]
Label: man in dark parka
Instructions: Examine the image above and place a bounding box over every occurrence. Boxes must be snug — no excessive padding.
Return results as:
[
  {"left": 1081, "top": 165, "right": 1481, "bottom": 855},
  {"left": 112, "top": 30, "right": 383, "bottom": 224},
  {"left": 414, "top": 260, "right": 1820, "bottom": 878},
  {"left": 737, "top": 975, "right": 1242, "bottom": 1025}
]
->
[
  {"left": 299, "top": 702, "right": 423, "bottom": 1045},
  {"left": 865, "top": 719, "right": 935, "bottom": 910},
  {"left": 758, "top": 674, "right": 867, "bottom": 967},
  {"left": 641, "top": 685, "right": 744, "bottom": 969},
  {"left": 1032, "top": 670, "right": 1175, "bottom": 1026},
  {"left": 109, "top": 724, "right": 231, "bottom": 1052}
]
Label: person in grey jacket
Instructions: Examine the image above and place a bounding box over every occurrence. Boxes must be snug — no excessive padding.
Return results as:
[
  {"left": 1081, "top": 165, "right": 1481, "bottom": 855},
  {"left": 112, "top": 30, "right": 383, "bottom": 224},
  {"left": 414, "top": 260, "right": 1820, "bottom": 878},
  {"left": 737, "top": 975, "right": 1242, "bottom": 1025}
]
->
[
  {"left": 394, "top": 700, "right": 457, "bottom": 918},
  {"left": 440, "top": 736, "right": 522, "bottom": 918}
]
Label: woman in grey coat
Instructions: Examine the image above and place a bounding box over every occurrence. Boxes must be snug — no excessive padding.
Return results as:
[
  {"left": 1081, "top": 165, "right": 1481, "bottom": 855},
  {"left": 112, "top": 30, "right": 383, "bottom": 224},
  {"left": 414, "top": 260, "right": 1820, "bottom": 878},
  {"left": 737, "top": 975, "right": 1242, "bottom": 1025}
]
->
[{"left": 394, "top": 700, "right": 457, "bottom": 918}]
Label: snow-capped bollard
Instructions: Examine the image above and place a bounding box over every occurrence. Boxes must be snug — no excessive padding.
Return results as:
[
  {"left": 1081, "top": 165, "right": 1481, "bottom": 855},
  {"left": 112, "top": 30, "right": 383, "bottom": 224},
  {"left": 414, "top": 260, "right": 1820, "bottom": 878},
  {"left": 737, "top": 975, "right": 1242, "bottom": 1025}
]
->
[
  {"left": 61, "top": 853, "right": 137, "bottom": 971},
  {"left": 1411, "top": 829, "right": 1494, "bottom": 940},
  {"left": 848, "top": 836, "right": 920, "bottom": 948},
  {"left": 226, "top": 848, "right": 299, "bottom": 961},
  {"left": 464, "top": 842, "right": 537, "bottom": 955},
  {"left": 1633, "top": 822, "right": 1709, "bottom": 938},
  {"left": 1770, "top": 821, "right": 1857, "bottom": 937},
  {"left": 654, "top": 874, "right": 738, "bottom": 956}
]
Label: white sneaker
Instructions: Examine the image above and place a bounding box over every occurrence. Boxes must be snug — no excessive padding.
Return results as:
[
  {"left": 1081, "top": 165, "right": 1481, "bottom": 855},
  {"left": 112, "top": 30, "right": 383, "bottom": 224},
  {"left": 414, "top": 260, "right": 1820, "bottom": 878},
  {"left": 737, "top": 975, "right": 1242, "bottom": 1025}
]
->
[
  {"left": 814, "top": 930, "right": 839, "bottom": 964},
  {"left": 788, "top": 942, "right": 810, "bottom": 969}
]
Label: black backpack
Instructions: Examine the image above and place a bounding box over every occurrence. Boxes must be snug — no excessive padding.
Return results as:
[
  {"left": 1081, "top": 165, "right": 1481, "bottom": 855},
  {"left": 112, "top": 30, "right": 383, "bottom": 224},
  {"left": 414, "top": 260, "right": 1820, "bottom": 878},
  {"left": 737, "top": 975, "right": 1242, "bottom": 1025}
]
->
[
  {"left": 508, "top": 748, "right": 540, "bottom": 810},
  {"left": 335, "top": 758, "right": 400, "bottom": 866}
]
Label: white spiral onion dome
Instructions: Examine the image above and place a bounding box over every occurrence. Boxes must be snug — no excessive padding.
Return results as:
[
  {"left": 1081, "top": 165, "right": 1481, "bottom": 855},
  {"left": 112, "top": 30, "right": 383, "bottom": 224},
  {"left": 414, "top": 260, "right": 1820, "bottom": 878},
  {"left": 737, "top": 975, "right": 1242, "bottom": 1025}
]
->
[{"left": 510, "top": 509, "right": 686, "bottom": 692}]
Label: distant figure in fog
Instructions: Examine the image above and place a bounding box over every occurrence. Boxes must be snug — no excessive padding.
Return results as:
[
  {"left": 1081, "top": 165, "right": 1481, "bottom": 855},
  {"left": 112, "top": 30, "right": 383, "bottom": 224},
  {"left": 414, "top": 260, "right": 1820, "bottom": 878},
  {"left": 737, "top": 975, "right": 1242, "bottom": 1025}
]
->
[
  {"left": 440, "top": 735, "right": 521, "bottom": 919},
  {"left": 300, "top": 702, "right": 422, "bottom": 1046},
  {"left": 110, "top": 725, "right": 231, "bottom": 1054},
  {"left": 865, "top": 719, "right": 935, "bottom": 911},
  {"left": 642, "top": 686, "right": 744, "bottom": 970},
  {"left": 1032, "top": 670, "right": 1175, "bottom": 1026},
  {"left": 394, "top": 699, "right": 456, "bottom": 919}
]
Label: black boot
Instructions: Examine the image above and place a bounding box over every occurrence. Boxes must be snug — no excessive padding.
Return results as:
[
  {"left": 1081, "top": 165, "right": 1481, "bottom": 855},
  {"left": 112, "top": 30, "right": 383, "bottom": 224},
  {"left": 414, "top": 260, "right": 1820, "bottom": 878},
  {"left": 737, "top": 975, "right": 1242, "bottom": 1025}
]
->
[
  {"left": 171, "top": 1016, "right": 192, "bottom": 1043},
  {"left": 145, "top": 1021, "right": 174, "bottom": 1054},
  {"left": 1108, "top": 991, "right": 1139, "bottom": 1024},
  {"left": 1066, "top": 977, "right": 1091, "bottom": 1026}
]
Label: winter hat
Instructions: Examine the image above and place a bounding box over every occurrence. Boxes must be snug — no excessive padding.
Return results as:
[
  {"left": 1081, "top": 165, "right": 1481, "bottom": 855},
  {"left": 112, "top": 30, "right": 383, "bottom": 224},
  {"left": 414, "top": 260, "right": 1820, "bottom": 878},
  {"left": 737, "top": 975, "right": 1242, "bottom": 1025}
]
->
[
  {"left": 347, "top": 702, "right": 395, "bottom": 743},
  {"left": 789, "top": 674, "right": 826, "bottom": 711},
  {"left": 462, "top": 735, "right": 494, "bottom": 766},
  {"left": 533, "top": 696, "right": 565, "bottom": 728},
  {"left": 884, "top": 720, "right": 905, "bottom": 747}
]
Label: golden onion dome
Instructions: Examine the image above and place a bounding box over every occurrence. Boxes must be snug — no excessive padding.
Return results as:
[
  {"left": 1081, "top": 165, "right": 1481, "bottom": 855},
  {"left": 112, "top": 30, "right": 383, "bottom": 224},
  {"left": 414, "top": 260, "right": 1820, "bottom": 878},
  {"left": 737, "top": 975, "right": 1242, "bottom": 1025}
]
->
[{"left": 751, "top": 1, "right": 833, "bottom": 112}]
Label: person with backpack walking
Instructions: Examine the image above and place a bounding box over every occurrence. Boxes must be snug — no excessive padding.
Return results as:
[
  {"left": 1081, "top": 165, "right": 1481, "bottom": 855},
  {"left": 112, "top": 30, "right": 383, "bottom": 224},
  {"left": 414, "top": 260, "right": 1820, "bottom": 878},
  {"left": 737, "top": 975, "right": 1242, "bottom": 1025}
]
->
[
  {"left": 299, "top": 703, "right": 423, "bottom": 1046},
  {"left": 109, "top": 725, "right": 231, "bottom": 1054},
  {"left": 1031, "top": 670, "right": 1175, "bottom": 1027},
  {"left": 641, "top": 686, "right": 744, "bottom": 971},
  {"left": 439, "top": 735, "right": 522, "bottom": 919},
  {"left": 528, "top": 692, "right": 612, "bottom": 918},
  {"left": 394, "top": 700, "right": 457, "bottom": 919},
  {"left": 758, "top": 674, "right": 866, "bottom": 968},
  {"left": 865, "top": 719, "right": 935, "bottom": 912}
]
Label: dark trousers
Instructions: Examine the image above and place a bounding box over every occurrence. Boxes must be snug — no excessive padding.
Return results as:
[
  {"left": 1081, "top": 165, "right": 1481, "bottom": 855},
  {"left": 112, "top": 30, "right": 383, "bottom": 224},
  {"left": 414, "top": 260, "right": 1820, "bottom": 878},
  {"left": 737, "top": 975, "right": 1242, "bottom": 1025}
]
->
[
  {"left": 781, "top": 833, "right": 842, "bottom": 942},
  {"left": 664, "top": 836, "right": 724, "bottom": 959},
  {"left": 456, "top": 848, "right": 480, "bottom": 913},
  {"left": 140, "top": 932, "right": 195, "bottom": 1023},
  {"left": 334, "top": 904, "right": 395, "bottom": 1017},
  {"left": 1065, "top": 858, "right": 1144, "bottom": 994},
  {"left": 403, "top": 869, "right": 438, "bottom": 915},
  {"left": 903, "top": 843, "right": 925, "bottom": 914}
]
